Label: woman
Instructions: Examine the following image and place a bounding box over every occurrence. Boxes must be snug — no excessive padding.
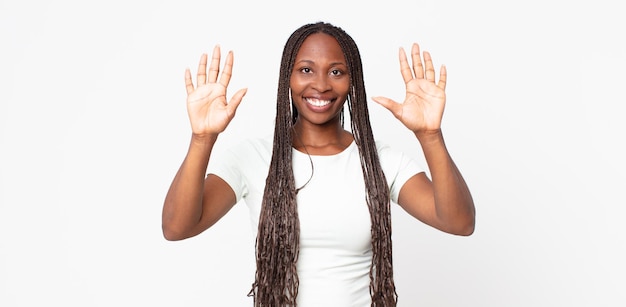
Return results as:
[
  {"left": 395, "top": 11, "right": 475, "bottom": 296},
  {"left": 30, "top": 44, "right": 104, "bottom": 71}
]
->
[{"left": 162, "top": 22, "right": 475, "bottom": 306}]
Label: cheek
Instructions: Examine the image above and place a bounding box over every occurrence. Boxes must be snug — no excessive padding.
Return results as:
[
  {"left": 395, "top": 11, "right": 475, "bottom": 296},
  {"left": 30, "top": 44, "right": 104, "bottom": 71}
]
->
[
  {"left": 334, "top": 79, "right": 350, "bottom": 96},
  {"left": 289, "top": 76, "right": 304, "bottom": 94}
]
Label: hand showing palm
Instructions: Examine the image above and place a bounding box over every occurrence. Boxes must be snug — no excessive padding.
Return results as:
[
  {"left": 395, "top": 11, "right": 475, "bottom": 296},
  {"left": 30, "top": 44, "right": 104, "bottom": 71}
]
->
[
  {"left": 185, "top": 45, "right": 247, "bottom": 137},
  {"left": 373, "top": 43, "right": 446, "bottom": 135}
]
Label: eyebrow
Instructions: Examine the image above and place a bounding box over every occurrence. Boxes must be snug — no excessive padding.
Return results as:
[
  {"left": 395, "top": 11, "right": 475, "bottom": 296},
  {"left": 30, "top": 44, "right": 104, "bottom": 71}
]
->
[{"left": 294, "top": 59, "right": 347, "bottom": 66}]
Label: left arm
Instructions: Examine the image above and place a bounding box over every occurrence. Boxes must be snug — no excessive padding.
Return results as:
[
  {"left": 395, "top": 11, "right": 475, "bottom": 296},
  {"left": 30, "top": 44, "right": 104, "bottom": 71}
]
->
[
  {"left": 372, "top": 43, "right": 475, "bottom": 235},
  {"left": 398, "top": 131, "right": 475, "bottom": 235}
]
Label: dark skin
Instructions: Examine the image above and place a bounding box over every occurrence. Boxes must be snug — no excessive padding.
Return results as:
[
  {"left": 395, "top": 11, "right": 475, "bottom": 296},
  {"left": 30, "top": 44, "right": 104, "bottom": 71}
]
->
[
  {"left": 289, "top": 33, "right": 353, "bottom": 155},
  {"left": 162, "top": 34, "right": 474, "bottom": 241},
  {"left": 373, "top": 43, "right": 475, "bottom": 235}
]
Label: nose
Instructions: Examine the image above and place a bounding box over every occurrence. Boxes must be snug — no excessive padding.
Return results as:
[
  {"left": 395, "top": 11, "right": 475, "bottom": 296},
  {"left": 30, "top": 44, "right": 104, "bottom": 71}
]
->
[{"left": 312, "top": 73, "right": 331, "bottom": 92}]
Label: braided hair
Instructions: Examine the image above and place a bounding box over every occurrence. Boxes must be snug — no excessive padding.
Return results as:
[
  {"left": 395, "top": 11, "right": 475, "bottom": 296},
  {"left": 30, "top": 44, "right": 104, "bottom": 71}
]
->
[{"left": 249, "top": 21, "right": 397, "bottom": 306}]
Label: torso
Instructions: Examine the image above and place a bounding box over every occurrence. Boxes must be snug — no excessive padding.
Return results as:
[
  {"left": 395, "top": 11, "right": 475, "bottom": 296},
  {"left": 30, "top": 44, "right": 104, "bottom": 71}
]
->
[{"left": 206, "top": 134, "right": 423, "bottom": 306}]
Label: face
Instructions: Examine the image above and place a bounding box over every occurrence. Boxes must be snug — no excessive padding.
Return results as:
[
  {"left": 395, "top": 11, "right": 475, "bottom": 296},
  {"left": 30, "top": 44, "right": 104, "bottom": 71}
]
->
[{"left": 290, "top": 33, "right": 350, "bottom": 127}]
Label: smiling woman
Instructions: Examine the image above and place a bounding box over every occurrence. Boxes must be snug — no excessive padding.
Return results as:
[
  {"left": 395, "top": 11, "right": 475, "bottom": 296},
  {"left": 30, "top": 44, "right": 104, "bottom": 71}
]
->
[
  {"left": 162, "top": 21, "right": 475, "bottom": 307},
  {"left": 289, "top": 32, "right": 353, "bottom": 156},
  {"left": 290, "top": 33, "right": 350, "bottom": 129}
]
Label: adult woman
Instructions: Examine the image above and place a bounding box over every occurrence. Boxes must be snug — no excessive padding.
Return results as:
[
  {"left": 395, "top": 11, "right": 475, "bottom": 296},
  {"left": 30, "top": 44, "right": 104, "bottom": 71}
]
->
[{"left": 162, "top": 22, "right": 475, "bottom": 306}]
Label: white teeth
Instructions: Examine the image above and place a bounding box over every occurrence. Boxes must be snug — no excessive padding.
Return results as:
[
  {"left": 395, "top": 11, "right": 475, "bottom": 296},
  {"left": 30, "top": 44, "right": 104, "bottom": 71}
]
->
[{"left": 306, "top": 98, "right": 331, "bottom": 107}]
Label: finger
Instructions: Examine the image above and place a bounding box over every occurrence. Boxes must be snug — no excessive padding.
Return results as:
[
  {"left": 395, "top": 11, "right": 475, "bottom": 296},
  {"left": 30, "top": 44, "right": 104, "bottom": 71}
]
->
[
  {"left": 398, "top": 47, "right": 414, "bottom": 84},
  {"left": 196, "top": 53, "right": 208, "bottom": 85},
  {"left": 423, "top": 51, "right": 436, "bottom": 82},
  {"left": 371, "top": 96, "right": 402, "bottom": 118},
  {"left": 208, "top": 45, "right": 221, "bottom": 83},
  {"left": 226, "top": 88, "right": 248, "bottom": 114},
  {"left": 219, "top": 51, "right": 234, "bottom": 88},
  {"left": 411, "top": 43, "right": 424, "bottom": 79},
  {"left": 185, "top": 68, "right": 194, "bottom": 95},
  {"left": 438, "top": 65, "right": 447, "bottom": 91}
]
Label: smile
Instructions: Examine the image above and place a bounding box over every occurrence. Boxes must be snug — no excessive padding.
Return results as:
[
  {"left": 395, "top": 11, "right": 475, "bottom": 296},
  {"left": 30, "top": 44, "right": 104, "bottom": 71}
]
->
[{"left": 305, "top": 98, "right": 332, "bottom": 107}]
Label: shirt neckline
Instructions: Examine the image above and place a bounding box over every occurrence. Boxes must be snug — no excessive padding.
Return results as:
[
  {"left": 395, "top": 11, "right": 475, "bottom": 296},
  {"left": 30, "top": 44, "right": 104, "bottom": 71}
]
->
[{"left": 292, "top": 140, "right": 356, "bottom": 158}]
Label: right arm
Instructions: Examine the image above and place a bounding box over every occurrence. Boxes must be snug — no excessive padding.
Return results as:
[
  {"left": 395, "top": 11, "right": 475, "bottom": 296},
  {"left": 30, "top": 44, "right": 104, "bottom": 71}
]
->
[{"left": 162, "top": 45, "right": 247, "bottom": 241}]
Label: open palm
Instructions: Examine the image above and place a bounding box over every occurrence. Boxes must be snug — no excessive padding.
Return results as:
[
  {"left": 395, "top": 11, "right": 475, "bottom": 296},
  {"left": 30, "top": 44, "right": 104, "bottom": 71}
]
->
[
  {"left": 185, "top": 45, "right": 247, "bottom": 136},
  {"left": 373, "top": 43, "right": 446, "bottom": 134}
]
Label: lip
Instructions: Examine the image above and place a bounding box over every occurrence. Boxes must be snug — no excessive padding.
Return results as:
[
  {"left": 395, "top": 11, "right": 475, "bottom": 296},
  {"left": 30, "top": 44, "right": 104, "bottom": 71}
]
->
[{"left": 304, "top": 97, "right": 334, "bottom": 112}]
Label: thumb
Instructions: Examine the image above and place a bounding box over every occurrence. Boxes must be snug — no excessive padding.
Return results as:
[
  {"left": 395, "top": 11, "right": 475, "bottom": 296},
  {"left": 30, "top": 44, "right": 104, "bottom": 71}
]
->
[
  {"left": 372, "top": 96, "right": 400, "bottom": 116},
  {"left": 227, "top": 88, "right": 248, "bottom": 113}
]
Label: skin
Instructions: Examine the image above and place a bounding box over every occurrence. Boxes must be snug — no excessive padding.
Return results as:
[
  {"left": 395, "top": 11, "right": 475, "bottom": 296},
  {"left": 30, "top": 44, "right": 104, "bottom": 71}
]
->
[
  {"left": 162, "top": 34, "right": 475, "bottom": 241},
  {"left": 372, "top": 44, "right": 475, "bottom": 235},
  {"left": 289, "top": 33, "right": 353, "bottom": 155},
  {"left": 161, "top": 46, "right": 245, "bottom": 240}
]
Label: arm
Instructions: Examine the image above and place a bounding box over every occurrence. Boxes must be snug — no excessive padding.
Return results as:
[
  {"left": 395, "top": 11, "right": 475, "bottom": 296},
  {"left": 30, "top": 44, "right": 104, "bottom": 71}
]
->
[
  {"left": 372, "top": 43, "right": 475, "bottom": 236},
  {"left": 397, "top": 131, "right": 475, "bottom": 235},
  {"left": 162, "top": 45, "right": 247, "bottom": 241}
]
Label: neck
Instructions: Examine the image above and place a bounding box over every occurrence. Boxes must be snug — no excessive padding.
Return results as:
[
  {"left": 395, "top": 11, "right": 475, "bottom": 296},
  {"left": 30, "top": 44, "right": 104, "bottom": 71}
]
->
[{"left": 291, "top": 120, "right": 353, "bottom": 155}]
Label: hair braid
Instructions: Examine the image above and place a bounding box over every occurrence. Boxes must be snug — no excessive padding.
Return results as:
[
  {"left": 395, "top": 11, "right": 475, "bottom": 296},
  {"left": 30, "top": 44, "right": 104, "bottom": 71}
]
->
[
  {"left": 249, "top": 22, "right": 397, "bottom": 306},
  {"left": 340, "top": 28, "right": 397, "bottom": 306}
]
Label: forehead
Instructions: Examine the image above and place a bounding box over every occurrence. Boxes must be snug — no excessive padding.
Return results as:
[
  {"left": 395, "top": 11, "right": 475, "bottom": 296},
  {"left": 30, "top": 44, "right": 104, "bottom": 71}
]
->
[{"left": 295, "top": 33, "right": 345, "bottom": 62}]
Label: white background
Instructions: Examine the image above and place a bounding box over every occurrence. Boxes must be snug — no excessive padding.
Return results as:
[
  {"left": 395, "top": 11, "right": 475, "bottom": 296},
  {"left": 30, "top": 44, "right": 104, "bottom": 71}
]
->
[{"left": 1, "top": 0, "right": 625, "bottom": 306}]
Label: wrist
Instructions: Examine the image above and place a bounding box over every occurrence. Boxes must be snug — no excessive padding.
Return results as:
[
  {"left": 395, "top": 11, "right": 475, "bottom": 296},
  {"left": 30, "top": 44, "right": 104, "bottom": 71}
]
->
[
  {"left": 414, "top": 129, "right": 443, "bottom": 144},
  {"left": 190, "top": 133, "right": 218, "bottom": 147}
]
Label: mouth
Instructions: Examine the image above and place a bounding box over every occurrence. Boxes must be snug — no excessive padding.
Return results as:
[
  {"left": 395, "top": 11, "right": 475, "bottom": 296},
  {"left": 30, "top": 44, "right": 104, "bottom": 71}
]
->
[{"left": 305, "top": 97, "right": 332, "bottom": 107}]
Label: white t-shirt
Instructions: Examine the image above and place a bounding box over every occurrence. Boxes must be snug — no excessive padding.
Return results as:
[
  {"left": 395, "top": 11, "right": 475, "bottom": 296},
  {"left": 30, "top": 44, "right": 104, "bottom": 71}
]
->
[{"left": 207, "top": 135, "right": 423, "bottom": 306}]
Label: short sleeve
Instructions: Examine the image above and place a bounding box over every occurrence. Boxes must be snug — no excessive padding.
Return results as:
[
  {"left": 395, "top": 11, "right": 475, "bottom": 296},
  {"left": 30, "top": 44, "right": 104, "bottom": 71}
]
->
[
  {"left": 377, "top": 142, "right": 424, "bottom": 203},
  {"left": 206, "top": 145, "right": 247, "bottom": 202},
  {"left": 206, "top": 136, "right": 273, "bottom": 204}
]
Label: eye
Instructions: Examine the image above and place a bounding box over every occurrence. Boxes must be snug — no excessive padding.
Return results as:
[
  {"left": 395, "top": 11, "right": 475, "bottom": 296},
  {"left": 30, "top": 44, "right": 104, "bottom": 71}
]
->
[
  {"left": 300, "top": 67, "right": 312, "bottom": 74},
  {"left": 330, "top": 67, "right": 348, "bottom": 78}
]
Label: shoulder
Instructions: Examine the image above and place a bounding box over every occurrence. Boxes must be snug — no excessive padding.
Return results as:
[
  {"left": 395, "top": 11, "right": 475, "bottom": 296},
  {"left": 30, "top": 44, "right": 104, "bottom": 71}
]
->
[
  {"left": 208, "top": 135, "right": 273, "bottom": 182},
  {"left": 217, "top": 134, "right": 274, "bottom": 168},
  {"left": 372, "top": 138, "right": 423, "bottom": 175},
  {"left": 374, "top": 139, "right": 401, "bottom": 160},
  {"left": 228, "top": 134, "right": 273, "bottom": 154}
]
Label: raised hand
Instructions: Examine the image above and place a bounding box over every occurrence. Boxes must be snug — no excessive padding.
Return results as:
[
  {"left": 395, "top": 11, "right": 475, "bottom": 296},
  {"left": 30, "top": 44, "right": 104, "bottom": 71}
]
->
[
  {"left": 372, "top": 43, "right": 446, "bottom": 135},
  {"left": 185, "top": 45, "right": 247, "bottom": 137}
]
